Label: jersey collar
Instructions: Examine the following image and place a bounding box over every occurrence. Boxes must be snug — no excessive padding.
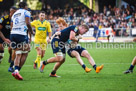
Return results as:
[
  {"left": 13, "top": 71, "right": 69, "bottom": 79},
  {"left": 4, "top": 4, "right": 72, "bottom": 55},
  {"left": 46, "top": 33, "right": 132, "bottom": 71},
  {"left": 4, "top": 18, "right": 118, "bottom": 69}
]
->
[{"left": 38, "top": 19, "right": 45, "bottom": 24}]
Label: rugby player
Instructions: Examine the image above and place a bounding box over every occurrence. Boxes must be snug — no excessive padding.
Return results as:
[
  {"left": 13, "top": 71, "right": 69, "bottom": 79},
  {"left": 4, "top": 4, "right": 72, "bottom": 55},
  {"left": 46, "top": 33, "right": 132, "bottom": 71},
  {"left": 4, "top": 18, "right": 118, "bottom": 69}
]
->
[
  {"left": 67, "top": 40, "right": 104, "bottom": 73},
  {"left": 40, "top": 24, "right": 89, "bottom": 75},
  {"left": 10, "top": 2, "right": 33, "bottom": 80},
  {"left": 0, "top": 7, "right": 17, "bottom": 64}
]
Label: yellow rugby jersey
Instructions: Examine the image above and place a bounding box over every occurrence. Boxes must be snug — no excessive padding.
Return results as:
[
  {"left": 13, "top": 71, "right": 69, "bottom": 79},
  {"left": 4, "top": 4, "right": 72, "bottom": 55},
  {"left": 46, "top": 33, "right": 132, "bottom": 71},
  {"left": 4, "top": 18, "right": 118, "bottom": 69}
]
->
[{"left": 31, "top": 19, "right": 52, "bottom": 39}]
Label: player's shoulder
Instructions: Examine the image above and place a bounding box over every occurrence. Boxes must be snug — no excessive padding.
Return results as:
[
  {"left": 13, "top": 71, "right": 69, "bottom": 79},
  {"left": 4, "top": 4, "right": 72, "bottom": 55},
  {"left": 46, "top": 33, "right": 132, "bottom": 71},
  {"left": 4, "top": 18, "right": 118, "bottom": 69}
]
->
[
  {"left": 69, "top": 25, "right": 76, "bottom": 29},
  {"left": 0, "top": 15, "right": 9, "bottom": 23},
  {"left": 32, "top": 20, "right": 38, "bottom": 23},
  {"left": 44, "top": 20, "right": 50, "bottom": 24}
]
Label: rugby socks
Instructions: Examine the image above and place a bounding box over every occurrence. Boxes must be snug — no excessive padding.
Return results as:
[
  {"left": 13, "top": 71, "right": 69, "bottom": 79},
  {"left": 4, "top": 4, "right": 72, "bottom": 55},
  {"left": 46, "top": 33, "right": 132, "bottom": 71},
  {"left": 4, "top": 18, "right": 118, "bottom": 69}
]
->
[
  {"left": 51, "top": 70, "right": 56, "bottom": 75},
  {"left": 10, "top": 60, "right": 14, "bottom": 68},
  {"left": 15, "top": 66, "right": 19, "bottom": 72},
  {"left": 82, "top": 64, "right": 86, "bottom": 70},
  {"left": 129, "top": 64, "right": 134, "bottom": 71},
  {"left": 18, "top": 67, "right": 21, "bottom": 71},
  {"left": 37, "top": 55, "right": 41, "bottom": 61},
  {"left": 35, "top": 55, "right": 41, "bottom": 63},
  {"left": 93, "top": 64, "right": 97, "bottom": 70},
  {"left": 43, "top": 60, "right": 48, "bottom": 65}
]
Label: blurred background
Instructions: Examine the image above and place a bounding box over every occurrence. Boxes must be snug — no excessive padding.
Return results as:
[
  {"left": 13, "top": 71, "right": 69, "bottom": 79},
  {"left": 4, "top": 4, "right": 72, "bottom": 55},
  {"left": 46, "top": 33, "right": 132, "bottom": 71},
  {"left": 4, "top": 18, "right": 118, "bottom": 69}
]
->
[{"left": 0, "top": 0, "right": 136, "bottom": 42}]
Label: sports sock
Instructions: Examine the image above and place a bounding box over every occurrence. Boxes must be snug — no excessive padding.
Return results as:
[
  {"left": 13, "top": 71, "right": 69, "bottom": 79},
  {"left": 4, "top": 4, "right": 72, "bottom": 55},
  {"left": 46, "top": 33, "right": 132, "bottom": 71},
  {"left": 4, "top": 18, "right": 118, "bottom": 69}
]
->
[
  {"left": 15, "top": 66, "right": 19, "bottom": 72},
  {"left": 82, "top": 64, "right": 86, "bottom": 70},
  {"left": 51, "top": 70, "right": 56, "bottom": 75},
  {"left": 18, "top": 67, "right": 21, "bottom": 71},
  {"left": 34, "top": 60, "right": 37, "bottom": 63},
  {"left": 10, "top": 60, "right": 14, "bottom": 68},
  {"left": 129, "top": 64, "right": 134, "bottom": 70},
  {"left": 43, "top": 60, "right": 48, "bottom": 65},
  {"left": 93, "top": 64, "right": 97, "bottom": 70},
  {"left": 35, "top": 55, "right": 41, "bottom": 63}
]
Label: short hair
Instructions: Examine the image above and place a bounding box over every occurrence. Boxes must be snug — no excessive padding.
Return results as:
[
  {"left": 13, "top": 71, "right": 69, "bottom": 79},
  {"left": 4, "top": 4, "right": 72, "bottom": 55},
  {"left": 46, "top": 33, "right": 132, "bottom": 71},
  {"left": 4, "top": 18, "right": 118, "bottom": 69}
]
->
[
  {"left": 39, "top": 11, "right": 45, "bottom": 14},
  {"left": 18, "top": 2, "right": 27, "bottom": 8},
  {"left": 81, "top": 24, "right": 89, "bottom": 31}
]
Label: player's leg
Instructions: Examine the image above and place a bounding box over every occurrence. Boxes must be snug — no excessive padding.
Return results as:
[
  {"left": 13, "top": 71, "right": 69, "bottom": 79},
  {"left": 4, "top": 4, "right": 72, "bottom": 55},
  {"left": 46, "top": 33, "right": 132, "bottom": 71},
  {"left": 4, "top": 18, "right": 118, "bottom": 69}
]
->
[
  {"left": 34, "top": 46, "right": 42, "bottom": 69},
  {"left": 40, "top": 54, "right": 64, "bottom": 73},
  {"left": 0, "top": 44, "right": 4, "bottom": 63},
  {"left": 70, "top": 50, "right": 91, "bottom": 73},
  {"left": 12, "top": 49, "right": 23, "bottom": 80},
  {"left": 8, "top": 49, "right": 15, "bottom": 72},
  {"left": 81, "top": 50, "right": 104, "bottom": 73},
  {"left": 41, "top": 43, "right": 47, "bottom": 59},
  {"left": 124, "top": 56, "right": 136, "bottom": 74},
  {"left": 8, "top": 47, "right": 12, "bottom": 63},
  {"left": 50, "top": 55, "right": 65, "bottom": 77},
  {"left": 49, "top": 47, "right": 66, "bottom": 77},
  {"left": 41, "top": 50, "right": 45, "bottom": 59},
  {"left": 11, "top": 34, "right": 28, "bottom": 80},
  {"left": 40, "top": 38, "right": 65, "bottom": 72},
  {"left": 19, "top": 51, "right": 28, "bottom": 71}
]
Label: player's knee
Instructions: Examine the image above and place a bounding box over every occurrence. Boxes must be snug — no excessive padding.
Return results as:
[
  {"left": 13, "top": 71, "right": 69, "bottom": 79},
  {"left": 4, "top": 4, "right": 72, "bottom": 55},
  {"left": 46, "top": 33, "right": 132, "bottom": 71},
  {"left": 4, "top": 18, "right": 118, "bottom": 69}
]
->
[
  {"left": 41, "top": 54, "right": 44, "bottom": 58},
  {"left": 72, "top": 51, "right": 80, "bottom": 58},
  {"left": 81, "top": 50, "right": 90, "bottom": 58},
  {"left": 61, "top": 58, "right": 65, "bottom": 63},
  {"left": 85, "top": 53, "right": 91, "bottom": 58},
  {"left": 15, "top": 50, "right": 23, "bottom": 57},
  {"left": 56, "top": 56, "right": 64, "bottom": 62}
]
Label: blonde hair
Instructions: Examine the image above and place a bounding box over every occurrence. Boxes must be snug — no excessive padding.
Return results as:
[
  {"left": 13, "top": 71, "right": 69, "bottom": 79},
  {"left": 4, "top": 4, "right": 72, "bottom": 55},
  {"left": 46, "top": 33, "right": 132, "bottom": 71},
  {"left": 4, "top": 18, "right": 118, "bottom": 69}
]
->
[{"left": 56, "top": 17, "right": 68, "bottom": 27}]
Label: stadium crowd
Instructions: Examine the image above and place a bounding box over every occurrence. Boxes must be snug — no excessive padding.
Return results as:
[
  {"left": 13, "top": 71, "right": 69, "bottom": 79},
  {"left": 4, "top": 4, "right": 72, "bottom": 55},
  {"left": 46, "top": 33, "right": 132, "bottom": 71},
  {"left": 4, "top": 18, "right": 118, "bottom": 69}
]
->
[{"left": 0, "top": 4, "right": 136, "bottom": 36}]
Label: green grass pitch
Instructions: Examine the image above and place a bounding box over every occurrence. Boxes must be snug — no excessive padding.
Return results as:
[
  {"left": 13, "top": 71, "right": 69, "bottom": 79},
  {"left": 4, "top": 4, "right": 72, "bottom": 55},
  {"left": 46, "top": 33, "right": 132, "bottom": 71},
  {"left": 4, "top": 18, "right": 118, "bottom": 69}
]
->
[{"left": 0, "top": 42, "right": 136, "bottom": 91}]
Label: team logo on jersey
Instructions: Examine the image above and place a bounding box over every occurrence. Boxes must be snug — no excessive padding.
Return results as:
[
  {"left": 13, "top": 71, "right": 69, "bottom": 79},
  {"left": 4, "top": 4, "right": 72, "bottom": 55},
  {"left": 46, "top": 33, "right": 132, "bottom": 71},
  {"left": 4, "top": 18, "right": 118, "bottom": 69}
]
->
[
  {"left": 0, "top": 19, "right": 2, "bottom": 23},
  {"left": 38, "top": 27, "right": 46, "bottom": 31},
  {"left": 7, "top": 21, "right": 9, "bottom": 24},
  {"left": 0, "top": 18, "right": 4, "bottom": 23},
  {"left": 5, "top": 25, "right": 11, "bottom": 29},
  {"left": 74, "top": 27, "right": 78, "bottom": 32}
]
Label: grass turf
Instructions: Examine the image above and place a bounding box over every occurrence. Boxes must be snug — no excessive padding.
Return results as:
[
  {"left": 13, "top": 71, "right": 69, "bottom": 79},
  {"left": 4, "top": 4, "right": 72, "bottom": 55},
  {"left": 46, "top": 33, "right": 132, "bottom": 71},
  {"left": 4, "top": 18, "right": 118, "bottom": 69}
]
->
[{"left": 0, "top": 42, "right": 136, "bottom": 91}]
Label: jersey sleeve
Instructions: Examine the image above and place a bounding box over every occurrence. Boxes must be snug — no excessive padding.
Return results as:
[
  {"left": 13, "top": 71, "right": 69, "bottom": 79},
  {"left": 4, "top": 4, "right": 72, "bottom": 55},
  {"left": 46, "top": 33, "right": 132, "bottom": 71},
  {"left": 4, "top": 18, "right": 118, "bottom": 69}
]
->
[
  {"left": 0, "top": 17, "right": 4, "bottom": 26},
  {"left": 47, "top": 22, "right": 52, "bottom": 32},
  {"left": 71, "top": 26, "right": 78, "bottom": 34},
  {"left": 31, "top": 20, "right": 36, "bottom": 27},
  {"left": 24, "top": 10, "right": 31, "bottom": 18}
]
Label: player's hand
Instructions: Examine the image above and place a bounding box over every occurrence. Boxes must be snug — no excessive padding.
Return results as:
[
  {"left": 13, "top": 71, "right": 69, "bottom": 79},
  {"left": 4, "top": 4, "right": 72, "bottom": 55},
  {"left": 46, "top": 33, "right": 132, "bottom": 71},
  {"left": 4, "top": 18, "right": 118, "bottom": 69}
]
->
[
  {"left": 55, "top": 31, "right": 61, "bottom": 35},
  {"left": 4, "top": 38, "right": 11, "bottom": 44},
  {"left": 77, "top": 34, "right": 82, "bottom": 39},
  {"left": 47, "top": 38, "right": 51, "bottom": 43},
  {"left": 29, "top": 38, "right": 32, "bottom": 43}
]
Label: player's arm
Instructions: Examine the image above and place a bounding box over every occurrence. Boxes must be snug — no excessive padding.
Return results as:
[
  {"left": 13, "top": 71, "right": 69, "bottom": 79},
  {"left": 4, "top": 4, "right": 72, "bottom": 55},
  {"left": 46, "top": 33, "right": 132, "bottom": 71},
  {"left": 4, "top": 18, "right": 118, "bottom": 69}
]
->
[
  {"left": 47, "top": 22, "right": 52, "bottom": 43},
  {"left": 30, "top": 21, "right": 36, "bottom": 35},
  {"left": 25, "top": 11, "right": 33, "bottom": 42},
  {"left": 26, "top": 17, "right": 33, "bottom": 42},
  {"left": 69, "top": 31, "right": 79, "bottom": 42},
  {"left": 0, "top": 19, "right": 10, "bottom": 44}
]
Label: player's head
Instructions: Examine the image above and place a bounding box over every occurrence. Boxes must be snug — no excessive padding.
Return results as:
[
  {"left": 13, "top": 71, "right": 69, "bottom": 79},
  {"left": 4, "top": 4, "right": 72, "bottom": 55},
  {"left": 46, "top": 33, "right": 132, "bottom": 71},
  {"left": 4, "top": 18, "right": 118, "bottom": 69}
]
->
[
  {"left": 56, "top": 17, "right": 68, "bottom": 30},
  {"left": 10, "top": 6, "right": 17, "bottom": 17},
  {"left": 78, "top": 24, "right": 89, "bottom": 35},
  {"left": 18, "top": 2, "right": 28, "bottom": 9},
  {"left": 39, "top": 11, "right": 45, "bottom": 21}
]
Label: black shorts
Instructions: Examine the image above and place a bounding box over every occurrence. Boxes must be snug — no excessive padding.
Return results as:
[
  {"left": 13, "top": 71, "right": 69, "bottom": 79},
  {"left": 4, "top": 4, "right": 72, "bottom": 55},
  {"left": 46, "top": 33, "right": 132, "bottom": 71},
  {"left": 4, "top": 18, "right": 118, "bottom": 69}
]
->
[
  {"left": 51, "top": 38, "right": 65, "bottom": 54},
  {"left": 67, "top": 46, "right": 86, "bottom": 57},
  {"left": 10, "top": 34, "right": 28, "bottom": 49}
]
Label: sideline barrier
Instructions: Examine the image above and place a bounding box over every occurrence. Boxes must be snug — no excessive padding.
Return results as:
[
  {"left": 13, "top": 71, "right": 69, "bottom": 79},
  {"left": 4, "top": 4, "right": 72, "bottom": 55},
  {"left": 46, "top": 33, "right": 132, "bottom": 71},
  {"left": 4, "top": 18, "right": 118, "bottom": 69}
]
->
[{"left": 80, "top": 28, "right": 113, "bottom": 42}]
